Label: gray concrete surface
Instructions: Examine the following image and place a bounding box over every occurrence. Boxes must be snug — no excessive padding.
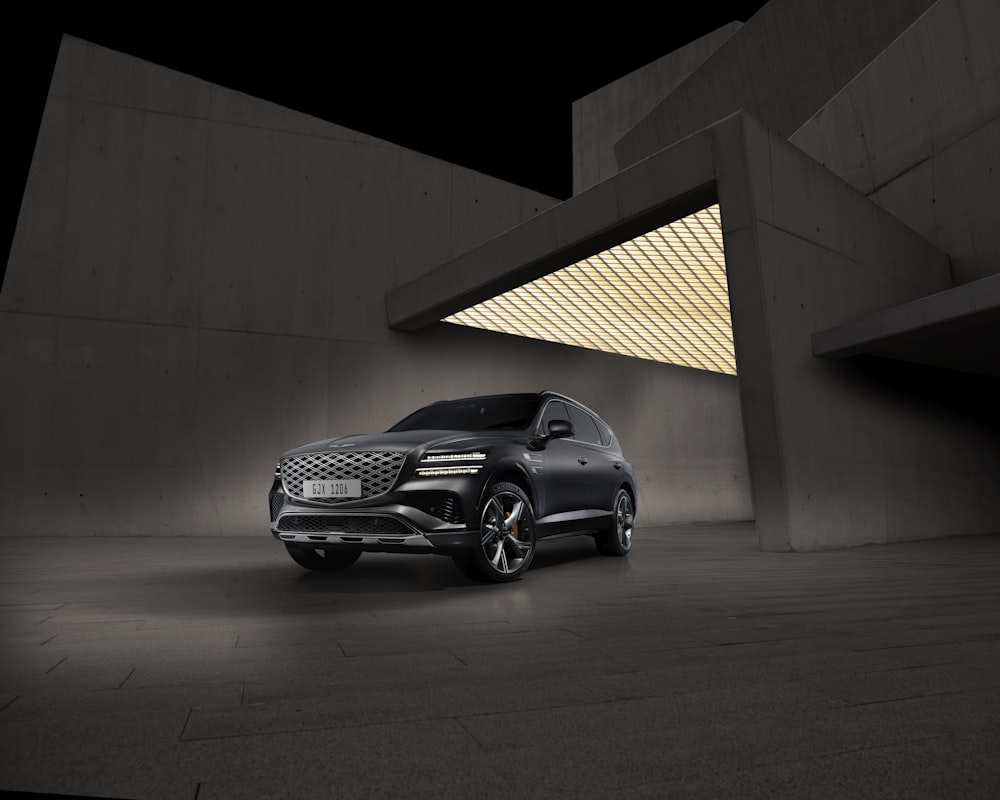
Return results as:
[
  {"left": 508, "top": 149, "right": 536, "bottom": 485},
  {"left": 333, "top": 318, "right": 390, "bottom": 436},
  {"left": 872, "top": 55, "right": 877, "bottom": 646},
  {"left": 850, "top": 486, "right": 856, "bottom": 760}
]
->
[
  {"left": 2, "top": 524, "right": 999, "bottom": 798},
  {"left": 720, "top": 113, "right": 1000, "bottom": 550},
  {"left": 571, "top": 22, "right": 740, "bottom": 195},
  {"left": 613, "top": 0, "right": 935, "bottom": 171},
  {"left": 791, "top": 0, "right": 1000, "bottom": 286}
]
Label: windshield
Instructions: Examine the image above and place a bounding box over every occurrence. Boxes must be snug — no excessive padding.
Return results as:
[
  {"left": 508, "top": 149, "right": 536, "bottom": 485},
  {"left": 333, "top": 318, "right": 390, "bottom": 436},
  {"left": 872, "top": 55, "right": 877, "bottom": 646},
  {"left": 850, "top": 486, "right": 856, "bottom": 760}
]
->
[{"left": 388, "top": 394, "right": 541, "bottom": 432}]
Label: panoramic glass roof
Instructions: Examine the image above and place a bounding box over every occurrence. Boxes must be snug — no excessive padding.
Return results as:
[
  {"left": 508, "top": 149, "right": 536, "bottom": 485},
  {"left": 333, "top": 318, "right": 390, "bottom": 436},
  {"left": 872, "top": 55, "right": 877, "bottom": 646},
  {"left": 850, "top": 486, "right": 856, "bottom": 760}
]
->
[{"left": 443, "top": 205, "right": 736, "bottom": 375}]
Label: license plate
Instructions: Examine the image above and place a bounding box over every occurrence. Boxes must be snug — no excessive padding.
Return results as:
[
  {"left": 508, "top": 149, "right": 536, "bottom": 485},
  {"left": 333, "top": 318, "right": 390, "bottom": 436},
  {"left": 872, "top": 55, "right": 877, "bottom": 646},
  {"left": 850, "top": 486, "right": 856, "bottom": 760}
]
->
[{"left": 303, "top": 480, "right": 361, "bottom": 498}]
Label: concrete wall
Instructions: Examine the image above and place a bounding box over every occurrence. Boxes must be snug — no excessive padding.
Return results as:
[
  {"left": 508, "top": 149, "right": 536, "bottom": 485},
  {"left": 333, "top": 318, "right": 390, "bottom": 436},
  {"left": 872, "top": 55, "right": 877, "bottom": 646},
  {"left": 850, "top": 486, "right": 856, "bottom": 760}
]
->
[
  {"left": 0, "top": 36, "right": 753, "bottom": 536},
  {"left": 716, "top": 113, "right": 1000, "bottom": 551},
  {"left": 615, "top": 0, "right": 935, "bottom": 172},
  {"left": 571, "top": 23, "right": 740, "bottom": 195},
  {"left": 791, "top": 0, "right": 1000, "bottom": 285}
]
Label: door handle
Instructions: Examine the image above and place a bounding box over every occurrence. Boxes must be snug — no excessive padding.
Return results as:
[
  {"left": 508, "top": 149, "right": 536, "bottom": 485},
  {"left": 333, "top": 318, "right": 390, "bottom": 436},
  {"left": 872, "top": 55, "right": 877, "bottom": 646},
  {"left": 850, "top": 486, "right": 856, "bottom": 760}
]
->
[
  {"left": 613, "top": 462, "right": 622, "bottom": 470},
  {"left": 578, "top": 457, "right": 588, "bottom": 465}
]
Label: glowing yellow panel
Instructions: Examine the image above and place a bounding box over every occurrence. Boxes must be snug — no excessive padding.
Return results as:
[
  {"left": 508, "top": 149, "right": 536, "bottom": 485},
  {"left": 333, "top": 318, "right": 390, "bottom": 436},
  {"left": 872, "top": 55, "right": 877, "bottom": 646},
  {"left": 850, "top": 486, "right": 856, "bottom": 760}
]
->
[{"left": 443, "top": 205, "right": 736, "bottom": 375}]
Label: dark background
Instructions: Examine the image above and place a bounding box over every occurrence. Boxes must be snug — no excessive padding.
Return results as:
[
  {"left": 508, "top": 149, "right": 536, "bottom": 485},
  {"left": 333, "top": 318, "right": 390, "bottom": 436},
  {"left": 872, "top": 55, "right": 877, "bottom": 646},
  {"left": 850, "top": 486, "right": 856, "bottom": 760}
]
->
[{"left": 4, "top": 6, "right": 768, "bottom": 282}]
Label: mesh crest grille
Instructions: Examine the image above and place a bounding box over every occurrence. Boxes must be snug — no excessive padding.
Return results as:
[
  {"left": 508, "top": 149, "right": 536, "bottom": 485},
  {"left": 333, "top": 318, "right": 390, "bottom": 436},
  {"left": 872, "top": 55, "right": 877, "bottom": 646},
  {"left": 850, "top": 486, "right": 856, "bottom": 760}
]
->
[{"left": 281, "top": 451, "right": 405, "bottom": 505}]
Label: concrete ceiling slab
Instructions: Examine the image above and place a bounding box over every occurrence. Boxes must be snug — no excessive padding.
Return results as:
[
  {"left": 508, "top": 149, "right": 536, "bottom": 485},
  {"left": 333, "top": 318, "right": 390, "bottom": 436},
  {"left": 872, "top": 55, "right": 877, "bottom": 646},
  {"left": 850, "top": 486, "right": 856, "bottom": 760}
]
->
[{"left": 812, "top": 273, "right": 1000, "bottom": 377}]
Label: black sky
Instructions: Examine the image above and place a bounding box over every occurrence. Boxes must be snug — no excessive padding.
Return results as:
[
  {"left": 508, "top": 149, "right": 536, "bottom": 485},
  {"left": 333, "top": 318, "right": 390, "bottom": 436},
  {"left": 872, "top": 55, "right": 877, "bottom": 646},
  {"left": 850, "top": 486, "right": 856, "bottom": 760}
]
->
[{"left": 5, "top": 6, "right": 767, "bottom": 274}]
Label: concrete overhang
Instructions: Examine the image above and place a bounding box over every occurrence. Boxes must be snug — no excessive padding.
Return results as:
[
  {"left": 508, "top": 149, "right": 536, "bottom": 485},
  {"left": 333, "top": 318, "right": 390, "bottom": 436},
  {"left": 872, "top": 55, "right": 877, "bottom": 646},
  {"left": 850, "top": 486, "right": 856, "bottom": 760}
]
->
[
  {"left": 811, "top": 273, "right": 1000, "bottom": 378},
  {"left": 385, "top": 130, "right": 720, "bottom": 331}
]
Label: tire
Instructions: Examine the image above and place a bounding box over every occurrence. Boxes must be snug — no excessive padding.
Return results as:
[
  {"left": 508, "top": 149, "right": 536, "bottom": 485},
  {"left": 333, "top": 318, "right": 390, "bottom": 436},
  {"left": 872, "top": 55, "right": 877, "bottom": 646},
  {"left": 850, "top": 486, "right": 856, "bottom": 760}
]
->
[
  {"left": 457, "top": 482, "right": 535, "bottom": 582},
  {"left": 596, "top": 488, "right": 634, "bottom": 556},
  {"left": 284, "top": 544, "right": 361, "bottom": 571}
]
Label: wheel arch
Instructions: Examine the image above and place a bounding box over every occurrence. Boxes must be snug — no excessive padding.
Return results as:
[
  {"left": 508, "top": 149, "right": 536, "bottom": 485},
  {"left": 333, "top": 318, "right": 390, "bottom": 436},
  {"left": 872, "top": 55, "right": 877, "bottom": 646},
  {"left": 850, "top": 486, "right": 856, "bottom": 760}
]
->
[
  {"left": 479, "top": 460, "right": 537, "bottom": 514},
  {"left": 618, "top": 480, "right": 637, "bottom": 509}
]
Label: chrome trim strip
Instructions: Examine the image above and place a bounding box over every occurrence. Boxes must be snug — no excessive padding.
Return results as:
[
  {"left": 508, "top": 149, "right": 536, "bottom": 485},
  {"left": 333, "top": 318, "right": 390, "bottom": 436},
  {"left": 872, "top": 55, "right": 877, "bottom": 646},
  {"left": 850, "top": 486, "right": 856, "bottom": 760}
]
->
[{"left": 277, "top": 532, "right": 435, "bottom": 548}]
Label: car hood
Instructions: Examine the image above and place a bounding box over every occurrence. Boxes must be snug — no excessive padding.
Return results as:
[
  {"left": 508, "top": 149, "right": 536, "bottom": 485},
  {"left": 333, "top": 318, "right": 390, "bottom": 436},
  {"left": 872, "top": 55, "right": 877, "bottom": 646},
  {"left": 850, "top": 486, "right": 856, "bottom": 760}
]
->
[{"left": 280, "top": 430, "right": 520, "bottom": 459}]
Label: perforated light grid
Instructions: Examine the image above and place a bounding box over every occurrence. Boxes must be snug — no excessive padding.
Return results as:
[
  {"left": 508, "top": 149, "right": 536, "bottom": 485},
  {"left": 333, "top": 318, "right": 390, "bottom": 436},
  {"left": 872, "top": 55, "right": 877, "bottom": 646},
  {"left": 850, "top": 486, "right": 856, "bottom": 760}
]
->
[{"left": 443, "top": 205, "right": 735, "bottom": 375}]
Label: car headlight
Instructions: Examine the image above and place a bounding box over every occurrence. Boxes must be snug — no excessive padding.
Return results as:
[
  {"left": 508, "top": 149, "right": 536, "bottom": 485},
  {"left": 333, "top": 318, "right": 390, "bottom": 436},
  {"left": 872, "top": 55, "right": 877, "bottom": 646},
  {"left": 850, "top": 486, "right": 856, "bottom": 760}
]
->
[
  {"left": 416, "top": 451, "right": 487, "bottom": 477},
  {"left": 420, "top": 452, "right": 487, "bottom": 463},
  {"left": 415, "top": 466, "right": 484, "bottom": 477}
]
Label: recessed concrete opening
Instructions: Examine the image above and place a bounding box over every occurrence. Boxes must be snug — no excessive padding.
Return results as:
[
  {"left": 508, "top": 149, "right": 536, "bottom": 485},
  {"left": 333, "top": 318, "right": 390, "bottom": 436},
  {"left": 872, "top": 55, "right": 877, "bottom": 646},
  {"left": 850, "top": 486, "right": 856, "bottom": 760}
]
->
[{"left": 443, "top": 204, "right": 736, "bottom": 376}]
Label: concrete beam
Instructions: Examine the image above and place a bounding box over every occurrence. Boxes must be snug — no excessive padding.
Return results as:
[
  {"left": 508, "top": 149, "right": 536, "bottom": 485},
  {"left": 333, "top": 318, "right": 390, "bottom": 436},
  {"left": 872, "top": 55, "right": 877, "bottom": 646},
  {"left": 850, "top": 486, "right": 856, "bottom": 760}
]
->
[
  {"left": 812, "top": 273, "right": 1000, "bottom": 377},
  {"left": 385, "top": 132, "right": 718, "bottom": 331}
]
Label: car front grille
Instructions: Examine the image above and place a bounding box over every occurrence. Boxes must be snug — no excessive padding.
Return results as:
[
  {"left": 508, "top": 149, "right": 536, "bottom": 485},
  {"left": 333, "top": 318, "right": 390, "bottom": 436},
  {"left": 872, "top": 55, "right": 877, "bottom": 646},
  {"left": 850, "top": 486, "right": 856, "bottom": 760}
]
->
[
  {"left": 281, "top": 451, "right": 406, "bottom": 505},
  {"left": 276, "top": 515, "right": 412, "bottom": 536}
]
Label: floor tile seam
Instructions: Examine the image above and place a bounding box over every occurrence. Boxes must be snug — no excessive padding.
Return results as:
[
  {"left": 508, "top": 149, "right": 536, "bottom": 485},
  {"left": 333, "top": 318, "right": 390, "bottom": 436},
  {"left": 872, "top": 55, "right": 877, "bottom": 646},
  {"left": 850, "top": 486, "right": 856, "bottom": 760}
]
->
[
  {"left": 176, "top": 708, "right": 496, "bottom": 744},
  {"left": 848, "top": 659, "right": 972, "bottom": 675},
  {"left": 853, "top": 633, "right": 1000, "bottom": 651},
  {"left": 117, "top": 667, "right": 136, "bottom": 689},
  {"left": 176, "top": 706, "right": 193, "bottom": 743},
  {"left": 178, "top": 695, "right": 640, "bottom": 743},
  {"left": 337, "top": 640, "right": 614, "bottom": 658},
  {"left": 19, "top": 643, "right": 274, "bottom": 658},
  {"left": 331, "top": 626, "right": 588, "bottom": 645},
  {"left": 847, "top": 686, "right": 997, "bottom": 708},
  {"left": 744, "top": 733, "right": 955, "bottom": 771},
  {"left": 44, "top": 656, "right": 68, "bottom": 674},
  {"left": 28, "top": 619, "right": 150, "bottom": 627},
  {"left": 453, "top": 716, "right": 488, "bottom": 752},
  {"left": 692, "top": 631, "right": 857, "bottom": 647}
]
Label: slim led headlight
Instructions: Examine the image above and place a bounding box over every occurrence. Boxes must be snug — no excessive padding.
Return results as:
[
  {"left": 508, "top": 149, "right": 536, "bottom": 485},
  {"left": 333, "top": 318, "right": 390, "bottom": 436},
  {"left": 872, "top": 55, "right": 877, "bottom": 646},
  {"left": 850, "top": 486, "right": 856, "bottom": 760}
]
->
[
  {"left": 420, "top": 452, "right": 487, "bottom": 463},
  {"left": 415, "top": 466, "right": 484, "bottom": 477}
]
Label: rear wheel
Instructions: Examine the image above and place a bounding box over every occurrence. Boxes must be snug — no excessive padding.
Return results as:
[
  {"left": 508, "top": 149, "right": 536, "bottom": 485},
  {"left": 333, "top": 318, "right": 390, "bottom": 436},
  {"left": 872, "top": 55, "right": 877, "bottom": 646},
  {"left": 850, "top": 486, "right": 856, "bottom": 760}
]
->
[
  {"left": 596, "top": 488, "right": 634, "bottom": 556},
  {"left": 284, "top": 544, "right": 361, "bottom": 571},
  {"left": 454, "top": 482, "right": 535, "bottom": 582}
]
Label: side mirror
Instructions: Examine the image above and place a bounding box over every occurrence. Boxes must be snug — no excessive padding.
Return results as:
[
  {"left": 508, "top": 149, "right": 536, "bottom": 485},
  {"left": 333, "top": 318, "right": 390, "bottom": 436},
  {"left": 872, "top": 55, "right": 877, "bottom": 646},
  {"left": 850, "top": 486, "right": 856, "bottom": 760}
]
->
[
  {"left": 547, "top": 419, "right": 575, "bottom": 439},
  {"left": 528, "top": 419, "right": 576, "bottom": 450}
]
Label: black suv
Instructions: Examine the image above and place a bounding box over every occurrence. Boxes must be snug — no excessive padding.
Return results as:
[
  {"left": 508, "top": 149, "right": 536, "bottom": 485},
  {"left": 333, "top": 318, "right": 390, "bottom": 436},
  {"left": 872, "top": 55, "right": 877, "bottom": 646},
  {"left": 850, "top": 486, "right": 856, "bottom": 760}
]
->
[{"left": 268, "top": 391, "right": 637, "bottom": 582}]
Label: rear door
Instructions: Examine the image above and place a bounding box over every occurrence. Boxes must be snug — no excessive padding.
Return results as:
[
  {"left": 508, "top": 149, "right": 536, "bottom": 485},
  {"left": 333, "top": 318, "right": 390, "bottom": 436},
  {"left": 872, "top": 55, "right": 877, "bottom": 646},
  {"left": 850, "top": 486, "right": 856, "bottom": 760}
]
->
[{"left": 565, "top": 403, "right": 616, "bottom": 512}]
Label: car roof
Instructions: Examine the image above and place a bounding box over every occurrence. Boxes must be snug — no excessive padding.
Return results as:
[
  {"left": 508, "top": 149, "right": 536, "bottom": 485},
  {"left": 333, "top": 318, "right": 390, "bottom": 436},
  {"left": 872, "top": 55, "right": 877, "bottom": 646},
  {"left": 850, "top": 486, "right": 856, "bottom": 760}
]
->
[{"left": 427, "top": 390, "right": 606, "bottom": 424}]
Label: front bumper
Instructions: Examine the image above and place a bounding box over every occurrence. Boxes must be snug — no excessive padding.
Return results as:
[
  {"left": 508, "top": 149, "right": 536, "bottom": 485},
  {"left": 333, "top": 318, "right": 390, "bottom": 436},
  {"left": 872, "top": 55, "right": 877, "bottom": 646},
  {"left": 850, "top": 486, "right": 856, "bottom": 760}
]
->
[
  {"left": 273, "top": 528, "right": 479, "bottom": 554},
  {"left": 268, "top": 480, "right": 480, "bottom": 555}
]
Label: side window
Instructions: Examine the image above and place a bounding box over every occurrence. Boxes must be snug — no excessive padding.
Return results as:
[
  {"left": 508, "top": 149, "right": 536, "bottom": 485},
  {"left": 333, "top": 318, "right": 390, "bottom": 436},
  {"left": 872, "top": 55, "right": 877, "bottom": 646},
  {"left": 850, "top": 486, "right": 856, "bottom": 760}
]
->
[
  {"left": 539, "top": 401, "right": 570, "bottom": 436},
  {"left": 594, "top": 418, "right": 612, "bottom": 447},
  {"left": 567, "top": 404, "right": 602, "bottom": 446}
]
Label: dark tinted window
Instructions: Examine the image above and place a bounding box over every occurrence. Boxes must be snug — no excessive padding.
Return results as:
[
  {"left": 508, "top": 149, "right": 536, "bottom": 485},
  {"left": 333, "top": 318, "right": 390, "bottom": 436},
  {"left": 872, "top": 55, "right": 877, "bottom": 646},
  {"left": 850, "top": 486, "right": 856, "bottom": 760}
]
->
[
  {"left": 594, "top": 417, "right": 612, "bottom": 446},
  {"left": 389, "top": 395, "right": 541, "bottom": 432},
  {"left": 567, "top": 404, "right": 602, "bottom": 445}
]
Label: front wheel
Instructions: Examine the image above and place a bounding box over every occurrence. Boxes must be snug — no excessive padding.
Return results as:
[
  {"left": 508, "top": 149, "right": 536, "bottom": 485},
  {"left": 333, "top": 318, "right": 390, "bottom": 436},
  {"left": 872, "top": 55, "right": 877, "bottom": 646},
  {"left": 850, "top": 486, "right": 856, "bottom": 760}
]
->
[
  {"left": 596, "top": 489, "right": 634, "bottom": 556},
  {"left": 284, "top": 544, "right": 361, "bottom": 571},
  {"left": 456, "top": 482, "right": 535, "bottom": 582}
]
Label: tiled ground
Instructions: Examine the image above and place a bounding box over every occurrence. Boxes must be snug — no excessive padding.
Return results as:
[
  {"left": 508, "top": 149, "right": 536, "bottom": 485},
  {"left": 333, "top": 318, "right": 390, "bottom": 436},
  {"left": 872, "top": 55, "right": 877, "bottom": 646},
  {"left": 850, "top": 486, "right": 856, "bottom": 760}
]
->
[{"left": 1, "top": 523, "right": 999, "bottom": 799}]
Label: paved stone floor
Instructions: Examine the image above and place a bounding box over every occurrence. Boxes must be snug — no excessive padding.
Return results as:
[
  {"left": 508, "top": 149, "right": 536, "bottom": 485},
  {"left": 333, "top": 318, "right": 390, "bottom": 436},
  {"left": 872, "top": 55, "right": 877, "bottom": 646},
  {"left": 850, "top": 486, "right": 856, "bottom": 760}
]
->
[{"left": 1, "top": 523, "right": 999, "bottom": 799}]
